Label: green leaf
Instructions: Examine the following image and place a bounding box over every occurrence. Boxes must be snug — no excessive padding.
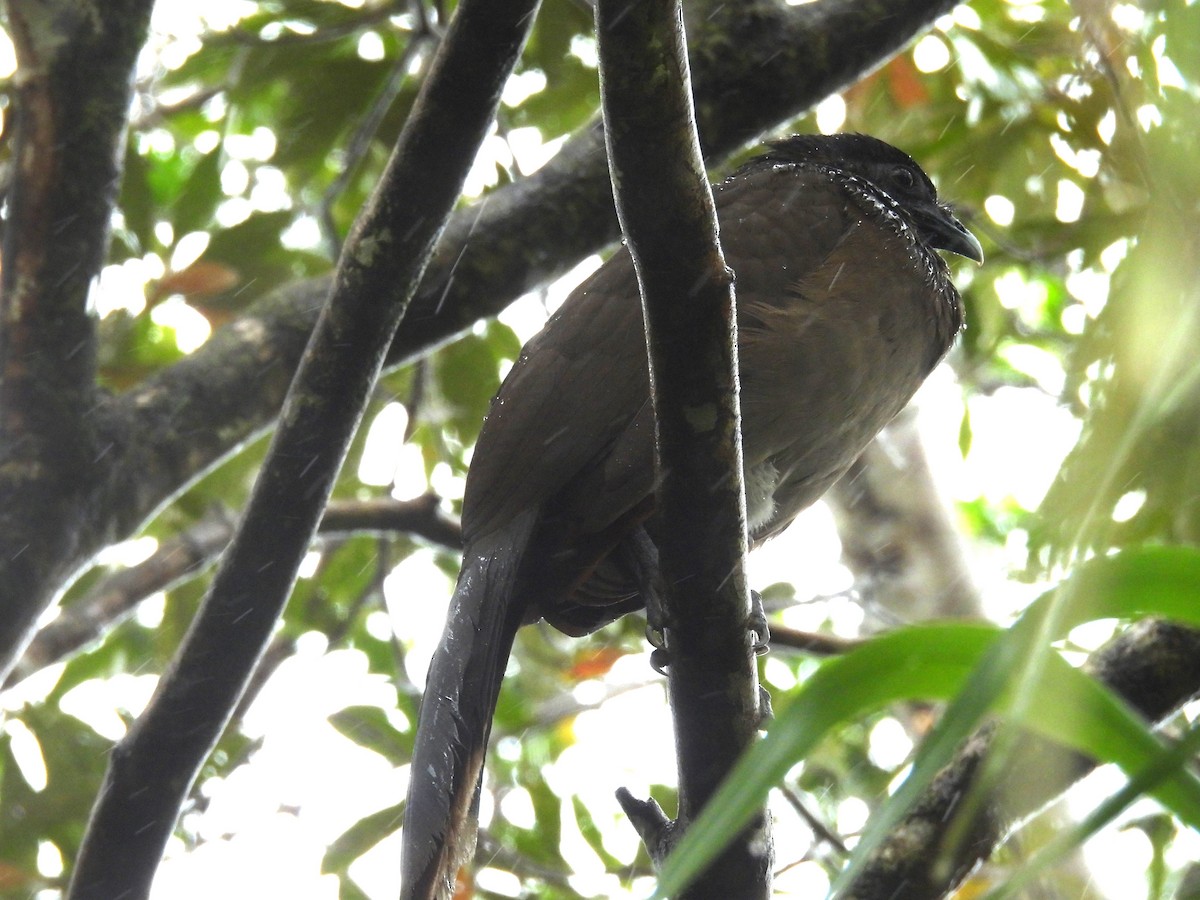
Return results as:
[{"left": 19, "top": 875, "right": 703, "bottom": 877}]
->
[
  {"left": 657, "top": 546, "right": 1200, "bottom": 896},
  {"left": 172, "top": 148, "right": 223, "bottom": 236},
  {"left": 322, "top": 801, "right": 404, "bottom": 874},
  {"left": 117, "top": 144, "right": 155, "bottom": 255},
  {"left": 430, "top": 323, "right": 520, "bottom": 445},
  {"left": 1028, "top": 545, "right": 1200, "bottom": 634},
  {"left": 328, "top": 705, "right": 411, "bottom": 765},
  {"left": 655, "top": 622, "right": 1003, "bottom": 897}
]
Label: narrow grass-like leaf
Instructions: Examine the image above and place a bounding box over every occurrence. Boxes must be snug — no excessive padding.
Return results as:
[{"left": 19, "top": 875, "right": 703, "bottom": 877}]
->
[
  {"left": 656, "top": 546, "right": 1200, "bottom": 897},
  {"left": 653, "top": 622, "right": 1002, "bottom": 897}
]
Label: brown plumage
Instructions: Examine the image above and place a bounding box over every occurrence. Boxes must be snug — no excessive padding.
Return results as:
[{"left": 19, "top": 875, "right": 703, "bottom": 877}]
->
[{"left": 401, "top": 133, "right": 982, "bottom": 898}]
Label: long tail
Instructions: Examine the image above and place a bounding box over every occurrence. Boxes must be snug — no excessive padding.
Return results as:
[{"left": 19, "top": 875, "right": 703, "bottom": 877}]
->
[{"left": 401, "top": 509, "right": 537, "bottom": 900}]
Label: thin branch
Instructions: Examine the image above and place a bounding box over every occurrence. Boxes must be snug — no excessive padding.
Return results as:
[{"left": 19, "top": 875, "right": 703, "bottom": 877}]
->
[
  {"left": 778, "top": 784, "right": 850, "bottom": 857},
  {"left": 321, "top": 495, "right": 462, "bottom": 547},
  {"left": 319, "top": 7, "right": 442, "bottom": 255},
  {"left": 4, "top": 496, "right": 459, "bottom": 688},
  {"left": 211, "top": 0, "right": 412, "bottom": 47},
  {"left": 596, "top": 0, "right": 767, "bottom": 896},
  {"left": 473, "top": 831, "right": 577, "bottom": 890},
  {"left": 769, "top": 626, "right": 863, "bottom": 657},
  {"left": 4, "top": 515, "right": 233, "bottom": 687},
  {"left": 68, "top": 1, "right": 539, "bottom": 895}
]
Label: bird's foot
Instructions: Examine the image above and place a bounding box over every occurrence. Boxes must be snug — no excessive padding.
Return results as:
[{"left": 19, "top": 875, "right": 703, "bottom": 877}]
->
[{"left": 646, "top": 591, "right": 769, "bottom": 675}]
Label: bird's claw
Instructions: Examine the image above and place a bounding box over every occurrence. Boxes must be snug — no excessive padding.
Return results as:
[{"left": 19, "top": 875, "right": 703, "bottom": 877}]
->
[
  {"left": 649, "top": 647, "right": 672, "bottom": 675},
  {"left": 646, "top": 622, "right": 671, "bottom": 675},
  {"left": 646, "top": 591, "right": 769, "bottom": 674}
]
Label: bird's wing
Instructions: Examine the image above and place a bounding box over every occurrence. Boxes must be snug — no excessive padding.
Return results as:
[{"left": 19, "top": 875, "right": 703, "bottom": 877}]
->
[{"left": 461, "top": 248, "right": 652, "bottom": 544}]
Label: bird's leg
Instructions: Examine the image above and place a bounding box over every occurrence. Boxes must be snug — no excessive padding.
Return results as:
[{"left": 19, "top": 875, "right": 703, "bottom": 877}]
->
[{"left": 617, "top": 527, "right": 674, "bottom": 672}]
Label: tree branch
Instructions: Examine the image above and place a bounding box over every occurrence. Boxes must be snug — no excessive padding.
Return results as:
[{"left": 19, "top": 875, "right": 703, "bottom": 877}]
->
[
  {"left": 320, "top": 495, "right": 462, "bottom": 548},
  {"left": 596, "top": 0, "right": 767, "bottom": 896},
  {"left": 67, "top": 1, "right": 539, "bottom": 895},
  {"left": 4, "top": 496, "right": 460, "bottom": 688}
]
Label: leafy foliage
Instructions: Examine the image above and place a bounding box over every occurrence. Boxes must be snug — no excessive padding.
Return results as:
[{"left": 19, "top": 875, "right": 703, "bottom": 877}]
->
[{"left": 3, "top": 0, "right": 1200, "bottom": 898}]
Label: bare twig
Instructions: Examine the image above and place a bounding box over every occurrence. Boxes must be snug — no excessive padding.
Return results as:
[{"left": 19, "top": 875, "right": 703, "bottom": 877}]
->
[
  {"left": 778, "top": 784, "right": 849, "bottom": 857},
  {"left": 322, "top": 495, "right": 462, "bottom": 548},
  {"left": 4, "top": 496, "right": 459, "bottom": 688},
  {"left": 769, "top": 626, "right": 864, "bottom": 657},
  {"left": 212, "top": 0, "right": 411, "bottom": 47},
  {"left": 4, "top": 515, "right": 233, "bottom": 687},
  {"left": 319, "top": 4, "right": 442, "bottom": 255}
]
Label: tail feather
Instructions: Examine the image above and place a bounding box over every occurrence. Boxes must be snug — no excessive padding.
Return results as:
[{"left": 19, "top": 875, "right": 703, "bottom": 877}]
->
[{"left": 401, "top": 510, "right": 537, "bottom": 900}]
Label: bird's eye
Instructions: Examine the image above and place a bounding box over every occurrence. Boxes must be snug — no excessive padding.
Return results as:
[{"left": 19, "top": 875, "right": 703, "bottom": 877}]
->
[{"left": 891, "top": 166, "right": 916, "bottom": 191}]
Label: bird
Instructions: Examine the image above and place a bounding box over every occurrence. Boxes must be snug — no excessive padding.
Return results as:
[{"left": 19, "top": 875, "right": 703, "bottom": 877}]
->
[{"left": 400, "top": 132, "right": 984, "bottom": 898}]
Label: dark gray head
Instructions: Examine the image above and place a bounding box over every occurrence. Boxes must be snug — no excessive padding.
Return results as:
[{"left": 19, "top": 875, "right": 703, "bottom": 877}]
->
[{"left": 747, "top": 133, "right": 984, "bottom": 264}]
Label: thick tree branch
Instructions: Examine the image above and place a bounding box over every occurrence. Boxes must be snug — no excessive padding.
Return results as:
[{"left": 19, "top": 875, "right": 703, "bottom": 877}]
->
[
  {"left": 0, "top": 0, "right": 154, "bottom": 674},
  {"left": 844, "top": 619, "right": 1200, "bottom": 900},
  {"left": 67, "top": 2, "right": 539, "bottom": 896},
  {"left": 597, "top": 0, "right": 767, "bottom": 896}
]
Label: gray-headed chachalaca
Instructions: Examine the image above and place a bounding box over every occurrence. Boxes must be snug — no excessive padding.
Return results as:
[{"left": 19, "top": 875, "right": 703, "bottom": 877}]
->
[{"left": 401, "top": 133, "right": 984, "bottom": 897}]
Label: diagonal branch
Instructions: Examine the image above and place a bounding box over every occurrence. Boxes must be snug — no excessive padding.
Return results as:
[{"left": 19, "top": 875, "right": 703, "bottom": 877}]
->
[
  {"left": 67, "top": 1, "right": 540, "bottom": 896},
  {"left": 596, "top": 0, "right": 766, "bottom": 896}
]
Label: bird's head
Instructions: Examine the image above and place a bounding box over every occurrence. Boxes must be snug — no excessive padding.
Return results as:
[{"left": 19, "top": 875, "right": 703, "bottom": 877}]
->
[{"left": 752, "top": 133, "right": 984, "bottom": 265}]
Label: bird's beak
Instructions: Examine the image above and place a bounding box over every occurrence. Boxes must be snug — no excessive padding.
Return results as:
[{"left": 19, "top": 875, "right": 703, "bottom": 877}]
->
[{"left": 914, "top": 202, "right": 985, "bottom": 264}]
